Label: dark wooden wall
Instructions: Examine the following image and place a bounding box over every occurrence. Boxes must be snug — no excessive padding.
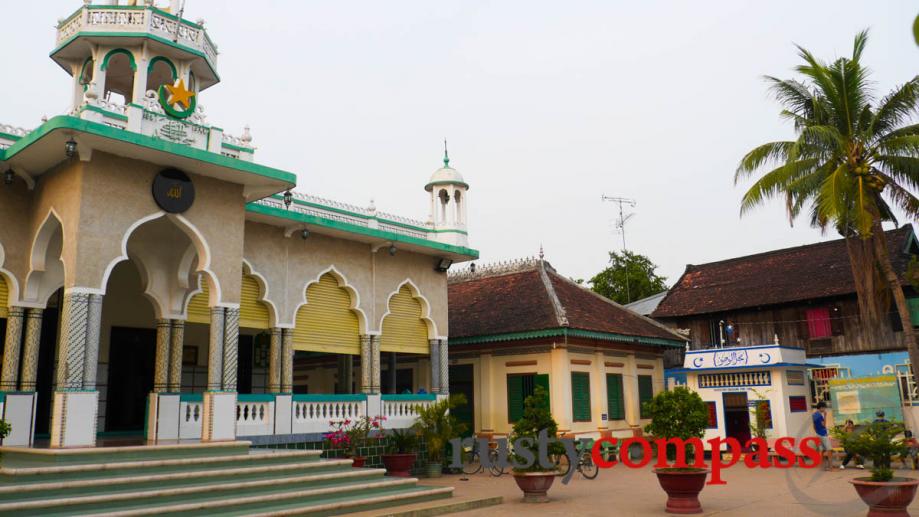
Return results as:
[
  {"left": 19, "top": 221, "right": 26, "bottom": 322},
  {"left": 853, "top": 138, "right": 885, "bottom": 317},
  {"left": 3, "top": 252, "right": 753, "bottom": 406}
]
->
[{"left": 658, "top": 294, "right": 907, "bottom": 368}]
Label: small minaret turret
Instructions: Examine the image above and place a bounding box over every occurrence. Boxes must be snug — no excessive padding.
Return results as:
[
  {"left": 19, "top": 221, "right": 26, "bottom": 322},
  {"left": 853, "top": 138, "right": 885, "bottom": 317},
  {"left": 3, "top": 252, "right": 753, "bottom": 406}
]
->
[{"left": 425, "top": 141, "right": 469, "bottom": 247}]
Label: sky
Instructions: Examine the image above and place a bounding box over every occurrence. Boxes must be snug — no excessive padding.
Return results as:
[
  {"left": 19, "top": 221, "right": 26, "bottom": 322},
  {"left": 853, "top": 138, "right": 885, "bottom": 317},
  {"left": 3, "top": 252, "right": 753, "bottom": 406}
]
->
[{"left": 3, "top": 1, "right": 918, "bottom": 291}]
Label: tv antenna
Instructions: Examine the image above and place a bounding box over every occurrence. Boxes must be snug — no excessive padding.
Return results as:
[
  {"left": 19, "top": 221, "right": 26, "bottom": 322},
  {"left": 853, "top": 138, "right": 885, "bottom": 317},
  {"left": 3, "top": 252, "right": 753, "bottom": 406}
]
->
[
  {"left": 173, "top": 1, "right": 187, "bottom": 43},
  {"left": 601, "top": 195, "right": 637, "bottom": 303}
]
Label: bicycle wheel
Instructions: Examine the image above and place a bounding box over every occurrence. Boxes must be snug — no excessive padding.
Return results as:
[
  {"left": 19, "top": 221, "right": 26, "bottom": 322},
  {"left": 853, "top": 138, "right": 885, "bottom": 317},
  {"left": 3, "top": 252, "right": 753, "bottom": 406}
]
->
[
  {"left": 578, "top": 451, "right": 599, "bottom": 479},
  {"left": 553, "top": 453, "right": 571, "bottom": 477},
  {"left": 488, "top": 448, "right": 505, "bottom": 476},
  {"left": 462, "top": 448, "right": 483, "bottom": 475}
]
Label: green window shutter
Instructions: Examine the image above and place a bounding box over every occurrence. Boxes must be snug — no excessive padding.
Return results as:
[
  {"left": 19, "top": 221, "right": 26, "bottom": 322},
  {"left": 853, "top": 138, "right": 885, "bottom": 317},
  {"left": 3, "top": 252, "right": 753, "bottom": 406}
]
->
[
  {"left": 507, "top": 375, "right": 524, "bottom": 423},
  {"left": 534, "top": 374, "right": 550, "bottom": 412},
  {"left": 909, "top": 298, "right": 919, "bottom": 327},
  {"left": 571, "top": 372, "right": 591, "bottom": 422},
  {"left": 638, "top": 375, "right": 654, "bottom": 419},
  {"left": 606, "top": 374, "right": 625, "bottom": 420}
]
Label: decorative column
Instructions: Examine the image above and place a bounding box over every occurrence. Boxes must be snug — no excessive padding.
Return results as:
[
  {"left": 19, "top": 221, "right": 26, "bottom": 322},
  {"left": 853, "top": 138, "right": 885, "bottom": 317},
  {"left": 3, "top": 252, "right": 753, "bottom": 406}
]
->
[
  {"left": 281, "top": 328, "right": 293, "bottom": 393},
  {"left": 83, "top": 294, "right": 103, "bottom": 390},
  {"left": 207, "top": 307, "right": 225, "bottom": 391},
  {"left": 549, "top": 345, "right": 572, "bottom": 434},
  {"left": 168, "top": 320, "right": 184, "bottom": 392},
  {"left": 439, "top": 339, "right": 450, "bottom": 395},
  {"left": 56, "top": 292, "right": 90, "bottom": 390},
  {"left": 268, "top": 327, "right": 282, "bottom": 393},
  {"left": 19, "top": 308, "right": 43, "bottom": 391},
  {"left": 592, "top": 351, "right": 608, "bottom": 431},
  {"left": 370, "top": 334, "right": 381, "bottom": 394},
  {"left": 51, "top": 291, "right": 101, "bottom": 448},
  {"left": 153, "top": 319, "right": 172, "bottom": 393},
  {"left": 0, "top": 307, "right": 25, "bottom": 391},
  {"left": 359, "top": 335, "right": 372, "bottom": 394},
  {"left": 222, "top": 307, "right": 240, "bottom": 392},
  {"left": 479, "top": 353, "right": 494, "bottom": 432},
  {"left": 428, "top": 339, "right": 441, "bottom": 394}
]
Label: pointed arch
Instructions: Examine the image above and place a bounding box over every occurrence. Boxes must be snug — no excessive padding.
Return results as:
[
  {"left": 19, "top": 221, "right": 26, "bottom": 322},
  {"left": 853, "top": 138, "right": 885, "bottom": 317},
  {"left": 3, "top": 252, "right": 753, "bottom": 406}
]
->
[
  {"left": 380, "top": 279, "right": 437, "bottom": 355},
  {"left": 24, "top": 209, "right": 65, "bottom": 305},
  {"left": 100, "top": 212, "right": 220, "bottom": 305},
  {"left": 239, "top": 260, "right": 275, "bottom": 329},
  {"left": 291, "top": 267, "right": 366, "bottom": 355},
  {"left": 0, "top": 240, "right": 20, "bottom": 312}
]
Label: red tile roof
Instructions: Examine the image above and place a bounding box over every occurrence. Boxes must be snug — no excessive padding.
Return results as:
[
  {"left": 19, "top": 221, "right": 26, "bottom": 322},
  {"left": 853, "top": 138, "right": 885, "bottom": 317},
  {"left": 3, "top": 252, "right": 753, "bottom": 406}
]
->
[
  {"left": 652, "top": 225, "right": 918, "bottom": 318},
  {"left": 447, "top": 259, "right": 684, "bottom": 343}
]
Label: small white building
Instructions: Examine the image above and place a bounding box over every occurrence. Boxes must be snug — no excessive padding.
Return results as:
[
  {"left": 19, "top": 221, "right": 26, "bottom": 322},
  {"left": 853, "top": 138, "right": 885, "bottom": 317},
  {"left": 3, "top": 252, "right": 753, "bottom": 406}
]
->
[{"left": 672, "top": 345, "right": 820, "bottom": 448}]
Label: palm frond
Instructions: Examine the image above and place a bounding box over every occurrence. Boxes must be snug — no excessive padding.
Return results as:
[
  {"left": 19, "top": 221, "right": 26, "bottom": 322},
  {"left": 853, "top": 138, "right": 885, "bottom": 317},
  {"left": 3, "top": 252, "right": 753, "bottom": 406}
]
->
[
  {"left": 871, "top": 77, "right": 919, "bottom": 136},
  {"left": 739, "top": 158, "right": 820, "bottom": 215},
  {"left": 735, "top": 141, "right": 795, "bottom": 182}
]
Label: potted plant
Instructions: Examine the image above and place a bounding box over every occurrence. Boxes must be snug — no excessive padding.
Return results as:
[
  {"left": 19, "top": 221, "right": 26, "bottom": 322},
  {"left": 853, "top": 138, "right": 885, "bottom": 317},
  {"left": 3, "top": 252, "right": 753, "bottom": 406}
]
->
[
  {"left": 842, "top": 420, "right": 918, "bottom": 516},
  {"left": 382, "top": 428, "right": 420, "bottom": 477},
  {"left": 323, "top": 415, "right": 384, "bottom": 468},
  {"left": 644, "top": 387, "right": 711, "bottom": 514},
  {"left": 509, "top": 386, "right": 561, "bottom": 503},
  {"left": 413, "top": 394, "right": 467, "bottom": 478},
  {"left": 748, "top": 399, "right": 770, "bottom": 452}
]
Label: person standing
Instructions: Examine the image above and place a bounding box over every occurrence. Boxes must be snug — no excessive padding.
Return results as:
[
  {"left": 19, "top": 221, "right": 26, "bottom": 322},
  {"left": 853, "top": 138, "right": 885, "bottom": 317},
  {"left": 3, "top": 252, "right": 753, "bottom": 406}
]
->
[
  {"left": 813, "top": 401, "right": 832, "bottom": 470},
  {"left": 839, "top": 419, "right": 864, "bottom": 470}
]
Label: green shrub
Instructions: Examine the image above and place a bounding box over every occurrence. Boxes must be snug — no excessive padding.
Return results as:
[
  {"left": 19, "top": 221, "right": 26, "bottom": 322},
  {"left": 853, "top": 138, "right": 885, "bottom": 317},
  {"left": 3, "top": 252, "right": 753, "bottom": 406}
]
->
[
  {"left": 412, "top": 395, "right": 467, "bottom": 463},
  {"left": 643, "top": 387, "right": 709, "bottom": 462},
  {"left": 509, "top": 385, "right": 562, "bottom": 472},
  {"left": 840, "top": 421, "right": 908, "bottom": 482}
]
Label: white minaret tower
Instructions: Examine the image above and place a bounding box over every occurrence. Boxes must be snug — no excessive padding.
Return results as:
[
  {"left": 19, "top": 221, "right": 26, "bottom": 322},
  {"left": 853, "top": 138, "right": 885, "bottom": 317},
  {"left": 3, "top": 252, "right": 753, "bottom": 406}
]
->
[{"left": 425, "top": 141, "right": 469, "bottom": 247}]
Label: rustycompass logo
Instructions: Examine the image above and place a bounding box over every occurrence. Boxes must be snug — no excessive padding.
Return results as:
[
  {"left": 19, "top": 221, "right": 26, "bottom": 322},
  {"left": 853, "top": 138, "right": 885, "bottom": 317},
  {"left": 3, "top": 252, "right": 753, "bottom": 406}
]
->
[{"left": 158, "top": 77, "right": 197, "bottom": 119}]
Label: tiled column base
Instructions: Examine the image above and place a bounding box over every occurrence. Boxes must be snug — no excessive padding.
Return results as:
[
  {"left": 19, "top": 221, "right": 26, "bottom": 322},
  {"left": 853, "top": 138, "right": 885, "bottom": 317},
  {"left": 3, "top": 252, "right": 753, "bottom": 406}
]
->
[
  {"left": 49, "top": 391, "right": 99, "bottom": 448},
  {"left": 201, "top": 391, "right": 237, "bottom": 442}
]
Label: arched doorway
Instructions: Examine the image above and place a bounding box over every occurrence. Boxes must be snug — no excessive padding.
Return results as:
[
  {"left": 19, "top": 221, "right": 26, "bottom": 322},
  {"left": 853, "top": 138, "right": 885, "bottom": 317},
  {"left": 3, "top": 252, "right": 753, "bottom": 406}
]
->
[
  {"left": 380, "top": 283, "right": 434, "bottom": 394},
  {"left": 291, "top": 272, "right": 363, "bottom": 394}
]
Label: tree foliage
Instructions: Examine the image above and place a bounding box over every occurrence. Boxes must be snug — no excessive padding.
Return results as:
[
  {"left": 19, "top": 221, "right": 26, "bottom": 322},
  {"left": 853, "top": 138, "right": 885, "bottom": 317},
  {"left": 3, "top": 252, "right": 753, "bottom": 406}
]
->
[
  {"left": 412, "top": 394, "right": 467, "bottom": 463},
  {"left": 735, "top": 30, "right": 919, "bottom": 377},
  {"left": 509, "top": 386, "right": 562, "bottom": 472},
  {"left": 840, "top": 421, "right": 909, "bottom": 482},
  {"left": 589, "top": 250, "right": 667, "bottom": 305}
]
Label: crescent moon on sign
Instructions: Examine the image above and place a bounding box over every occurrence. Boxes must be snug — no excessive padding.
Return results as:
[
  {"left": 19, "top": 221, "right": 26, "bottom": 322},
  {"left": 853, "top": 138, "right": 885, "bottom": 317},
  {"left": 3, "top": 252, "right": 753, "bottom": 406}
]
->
[
  {"left": 693, "top": 357, "right": 704, "bottom": 368},
  {"left": 759, "top": 353, "right": 771, "bottom": 363}
]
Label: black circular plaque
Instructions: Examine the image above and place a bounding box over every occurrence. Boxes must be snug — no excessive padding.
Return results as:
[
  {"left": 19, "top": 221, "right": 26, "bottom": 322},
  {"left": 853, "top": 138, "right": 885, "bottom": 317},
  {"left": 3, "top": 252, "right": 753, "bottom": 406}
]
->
[{"left": 152, "top": 169, "right": 195, "bottom": 213}]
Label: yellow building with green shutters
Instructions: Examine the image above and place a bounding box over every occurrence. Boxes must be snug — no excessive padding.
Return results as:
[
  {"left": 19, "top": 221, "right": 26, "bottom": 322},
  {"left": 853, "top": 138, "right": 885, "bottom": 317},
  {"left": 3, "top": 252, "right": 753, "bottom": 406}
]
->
[
  {"left": 0, "top": 0, "right": 476, "bottom": 448},
  {"left": 446, "top": 257, "right": 685, "bottom": 439}
]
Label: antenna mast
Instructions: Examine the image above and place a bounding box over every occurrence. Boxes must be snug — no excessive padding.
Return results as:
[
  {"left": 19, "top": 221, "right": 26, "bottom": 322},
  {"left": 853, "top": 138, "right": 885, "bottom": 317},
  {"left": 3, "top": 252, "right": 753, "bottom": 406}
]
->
[
  {"left": 173, "top": 1, "right": 186, "bottom": 43},
  {"left": 601, "top": 195, "right": 637, "bottom": 302}
]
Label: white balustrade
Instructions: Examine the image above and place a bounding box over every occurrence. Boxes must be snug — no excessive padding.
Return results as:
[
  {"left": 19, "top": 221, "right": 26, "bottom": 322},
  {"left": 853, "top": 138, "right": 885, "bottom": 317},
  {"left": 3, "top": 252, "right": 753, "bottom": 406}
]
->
[
  {"left": 291, "top": 397, "right": 367, "bottom": 434},
  {"left": 236, "top": 398, "right": 274, "bottom": 436},
  {"left": 381, "top": 397, "right": 434, "bottom": 429},
  {"left": 178, "top": 399, "right": 202, "bottom": 440},
  {"left": 57, "top": 7, "right": 218, "bottom": 67}
]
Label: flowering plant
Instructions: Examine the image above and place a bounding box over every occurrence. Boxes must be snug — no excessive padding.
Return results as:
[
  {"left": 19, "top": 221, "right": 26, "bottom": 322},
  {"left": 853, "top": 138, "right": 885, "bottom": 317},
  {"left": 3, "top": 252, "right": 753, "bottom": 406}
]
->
[{"left": 323, "top": 415, "right": 386, "bottom": 457}]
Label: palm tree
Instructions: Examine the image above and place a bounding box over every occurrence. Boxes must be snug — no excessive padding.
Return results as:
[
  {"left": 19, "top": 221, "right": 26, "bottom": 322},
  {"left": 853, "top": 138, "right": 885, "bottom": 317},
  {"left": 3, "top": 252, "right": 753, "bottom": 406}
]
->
[{"left": 735, "top": 30, "right": 919, "bottom": 380}]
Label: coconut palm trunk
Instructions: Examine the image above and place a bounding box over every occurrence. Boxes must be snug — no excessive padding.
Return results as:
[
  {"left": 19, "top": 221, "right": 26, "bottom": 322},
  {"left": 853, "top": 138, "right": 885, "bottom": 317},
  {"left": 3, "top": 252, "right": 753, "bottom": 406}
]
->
[{"left": 871, "top": 222, "right": 919, "bottom": 388}]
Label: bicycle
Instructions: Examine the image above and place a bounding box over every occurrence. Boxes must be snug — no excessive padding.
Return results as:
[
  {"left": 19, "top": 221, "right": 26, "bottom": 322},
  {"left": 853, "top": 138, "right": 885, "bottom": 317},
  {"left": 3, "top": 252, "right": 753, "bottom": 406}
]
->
[
  {"left": 554, "top": 439, "right": 613, "bottom": 480},
  {"left": 462, "top": 440, "right": 506, "bottom": 476}
]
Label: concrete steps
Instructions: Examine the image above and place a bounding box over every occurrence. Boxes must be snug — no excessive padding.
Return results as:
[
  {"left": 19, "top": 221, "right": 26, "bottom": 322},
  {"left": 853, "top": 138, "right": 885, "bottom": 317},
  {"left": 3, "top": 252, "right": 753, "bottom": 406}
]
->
[{"left": 0, "top": 442, "right": 452, "bottom": 516}]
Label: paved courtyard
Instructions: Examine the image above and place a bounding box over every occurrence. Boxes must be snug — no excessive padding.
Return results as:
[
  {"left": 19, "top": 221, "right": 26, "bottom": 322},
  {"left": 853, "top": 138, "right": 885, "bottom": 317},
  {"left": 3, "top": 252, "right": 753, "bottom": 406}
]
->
[{"left": 418, "top": 465, "right": 919, "bottom": 516}]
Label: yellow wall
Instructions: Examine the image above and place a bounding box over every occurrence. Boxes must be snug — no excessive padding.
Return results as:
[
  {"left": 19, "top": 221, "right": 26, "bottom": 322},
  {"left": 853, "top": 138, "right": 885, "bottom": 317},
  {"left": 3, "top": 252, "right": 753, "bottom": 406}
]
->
[
  {"left": 292, "top": 273, "right": 361, "bottom": 355},
  {"left": 380, "top": 285, "right": 429, "bottom": 354},
  {"left": 460, "top": 348, "right": 665, "bottom": 438},
  {"left": 0, "top": 275, "right": 7, "bottom": 318},
  {"left": 186, "top": 271, "right": 270, "bottom": 329},
  {"left": 186, "top": 274, "right": 211, "bottom": 324}
]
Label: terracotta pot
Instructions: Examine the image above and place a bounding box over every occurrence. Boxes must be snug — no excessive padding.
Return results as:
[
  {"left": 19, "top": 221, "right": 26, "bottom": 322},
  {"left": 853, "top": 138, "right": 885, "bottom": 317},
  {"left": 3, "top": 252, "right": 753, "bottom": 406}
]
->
[
  {"left": 512, "top": 471, "right": 557, "bottom": 503},
  {"left": 381, "top": 453, "right": 416, "bottom": 477},
  {"left": 426, "top": 462, "right": 443, "bottom": 478},
  {"left": 653, "top": 468, "right": 709, "bottom": 514},
  {"left": 350, "top": 456, "right": 366, "bottom": 468},
  {"left": 850, "top": 477, "right": 919, "bottom": 517}
]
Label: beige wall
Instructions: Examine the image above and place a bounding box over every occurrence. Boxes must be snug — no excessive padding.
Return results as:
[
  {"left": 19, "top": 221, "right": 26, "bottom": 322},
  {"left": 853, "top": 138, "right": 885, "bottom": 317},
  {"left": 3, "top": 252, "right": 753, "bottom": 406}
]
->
[{"left": 242, "top": 221, "right": 449, "bottom": 335}]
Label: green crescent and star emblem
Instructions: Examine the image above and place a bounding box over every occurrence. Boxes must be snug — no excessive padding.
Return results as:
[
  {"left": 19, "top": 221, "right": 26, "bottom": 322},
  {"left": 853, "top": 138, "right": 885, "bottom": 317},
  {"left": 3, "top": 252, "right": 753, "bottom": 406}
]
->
[{"left": 157, "top": 78, "right": 197, "bottom": 119}]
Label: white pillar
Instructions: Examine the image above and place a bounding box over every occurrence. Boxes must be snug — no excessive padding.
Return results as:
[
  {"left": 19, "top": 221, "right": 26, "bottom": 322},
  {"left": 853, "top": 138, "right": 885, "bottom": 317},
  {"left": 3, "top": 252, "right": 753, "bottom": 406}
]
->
[
  {"left": 623, "top": 353, "right": 640, "bottom": 427},
  {"left": 592, "top": 351, "right": 608, "bottom": 431},
  {"left": 550, "top": 345, "right": 572, "bottom": 434}
]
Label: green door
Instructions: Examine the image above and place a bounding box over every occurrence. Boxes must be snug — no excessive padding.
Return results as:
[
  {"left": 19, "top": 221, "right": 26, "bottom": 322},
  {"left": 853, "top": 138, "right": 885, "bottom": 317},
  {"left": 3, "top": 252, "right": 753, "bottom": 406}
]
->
[{"left": 449, "top": 364, "right": 475, "bottom": 437}]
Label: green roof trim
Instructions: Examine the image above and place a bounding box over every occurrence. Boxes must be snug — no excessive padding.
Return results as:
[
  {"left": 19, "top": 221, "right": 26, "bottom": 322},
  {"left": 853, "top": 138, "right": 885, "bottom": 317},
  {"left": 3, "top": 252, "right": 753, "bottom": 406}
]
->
[
  {"left": 246, "top": 201, "right": 479, "bottom": 259},
  {"left": 0, "top": 132, "right": 23, "bottom": 142},
  {"left": 448, "top": 327, "right": 685, "bottom": 347},
  {"left": 222, "top": 142, "right": 255, "bottom": 154},
  {"left": 79, "top": 104, "right": 128, "bottom": 121},
  {"left": 0, "top": 116, "right": 296, "bottom": 186},
  {"left": 277, "top": 194, "right": 466, "bottom": 235},
  {"left": 52, "top": 31, "right": 219, "bottom": 82},
  {"left": 101, "top": 48, "right": 136, "bottom": 72}
]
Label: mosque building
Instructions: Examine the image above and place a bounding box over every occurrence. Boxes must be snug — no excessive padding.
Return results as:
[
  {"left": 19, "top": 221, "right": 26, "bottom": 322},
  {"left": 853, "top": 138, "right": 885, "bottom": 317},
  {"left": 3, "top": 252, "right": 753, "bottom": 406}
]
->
[{"left": 0, "top": 0, "right": 476, "bottom": 449}]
